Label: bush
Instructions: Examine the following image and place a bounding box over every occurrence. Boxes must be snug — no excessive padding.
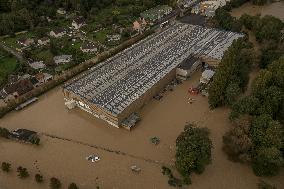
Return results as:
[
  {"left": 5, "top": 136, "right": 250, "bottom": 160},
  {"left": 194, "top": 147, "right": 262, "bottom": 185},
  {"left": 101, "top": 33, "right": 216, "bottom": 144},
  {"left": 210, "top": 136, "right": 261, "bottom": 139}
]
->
[
  {"left": 1, "top": 162, "right": 11, "bottom": 172},
  {"left": 68, "top": 183, "right": 79, "bottom": 189},
  {"left": 50, "top": 177, "right": 61, "bottom": 189},
  {"left": 35, "top": 174, "right": 44, "bottom": 183},
  {"left": 30, "top": 136, "right": 40, "bottom": 145},
  {"left": 17, "top": 166, "right": 29, "bottom": 178},
  {"left": 0, "top": 127, "right": 10, "bottom": 138},
  {"left": 258, "top": 180, "right": 277, "bottom": 189},
  {"left": 161, "top": 166, "right": 172, "bottom": 176}
]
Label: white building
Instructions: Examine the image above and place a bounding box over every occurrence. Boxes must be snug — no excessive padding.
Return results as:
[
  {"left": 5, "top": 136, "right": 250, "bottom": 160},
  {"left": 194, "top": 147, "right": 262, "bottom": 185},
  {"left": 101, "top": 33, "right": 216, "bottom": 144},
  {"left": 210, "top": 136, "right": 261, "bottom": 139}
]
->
[
  {"left": 200, "top": 70, "right": 215, "bottom": 84},
  {"left": 107, "top": 34, "right": 121, "bottom": 42},
  {"left": 53, "top": 55, "right": 72, "bottom": 65},
  {"left": 38, "top": 37, "right": 50, "bottom": 46},
  {"left": 50, "top": 29, "right": 66, "bottom": 38},
  {"left": 29, "top": 61, "right": 46, "bottom": 70}
]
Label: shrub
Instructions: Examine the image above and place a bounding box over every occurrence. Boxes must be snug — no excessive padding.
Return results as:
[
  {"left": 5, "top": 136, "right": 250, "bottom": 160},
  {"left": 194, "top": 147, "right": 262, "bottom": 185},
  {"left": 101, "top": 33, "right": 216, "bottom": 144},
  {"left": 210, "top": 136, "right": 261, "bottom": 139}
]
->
[
  {"left": 30, "top": 136, "right": 40, "bottom": 145},
  {"left": 258, "top": 180, "right": 277, "bottom": 189},
  {"left": 68, "top": 183, "right": 79, "bottom": 189},
  {"left": 161, "top": 166, "right": 172, "bottom": 176},
  {"left": 35, "top": 174, "right": 44, "bottom": 183},
  {"left": 0, "top": 127, "right": 10, "bottom": 138},
  {"left": 17, "top": 166, "right": 29, "bottom": 178},
  {"left": 50, "top": 177, "right": 61, "bottom": 189},
  {"left": 1, "top": 162, "right": 11, "bottom": 172}
]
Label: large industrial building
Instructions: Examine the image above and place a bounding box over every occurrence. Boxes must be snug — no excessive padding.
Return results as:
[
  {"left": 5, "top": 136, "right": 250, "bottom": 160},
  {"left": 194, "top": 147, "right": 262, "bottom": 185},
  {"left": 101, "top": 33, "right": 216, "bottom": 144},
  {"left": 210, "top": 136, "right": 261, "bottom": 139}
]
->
[{"left": 63, "top": 22, "right": 243, "bottom": 129}]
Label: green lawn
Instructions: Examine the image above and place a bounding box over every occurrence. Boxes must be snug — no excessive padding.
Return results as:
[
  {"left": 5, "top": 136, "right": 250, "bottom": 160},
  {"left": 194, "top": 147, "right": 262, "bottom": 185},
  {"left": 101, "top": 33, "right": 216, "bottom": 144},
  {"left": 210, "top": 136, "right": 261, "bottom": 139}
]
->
[
  {"left": 1, "top": 32, "right": 36, "bottom": 49},
  {"left": 35, "top": 50, "right": 53, "bottom": 62},
  {"left": 0, "top": 54, "right": 19, "bottom": 85}
]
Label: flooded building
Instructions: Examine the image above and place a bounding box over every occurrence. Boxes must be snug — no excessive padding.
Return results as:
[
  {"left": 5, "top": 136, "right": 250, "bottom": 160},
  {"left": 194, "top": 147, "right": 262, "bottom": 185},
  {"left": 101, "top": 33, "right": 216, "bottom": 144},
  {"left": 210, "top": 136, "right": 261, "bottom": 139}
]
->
[{"left": 63, "top": 22, "right": 243, "bottom": 128}]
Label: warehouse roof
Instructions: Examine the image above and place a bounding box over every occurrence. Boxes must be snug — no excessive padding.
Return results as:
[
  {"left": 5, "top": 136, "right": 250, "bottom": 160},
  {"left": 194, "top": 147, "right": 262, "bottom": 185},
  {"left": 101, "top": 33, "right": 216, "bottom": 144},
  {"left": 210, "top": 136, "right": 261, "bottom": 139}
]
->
[{"left": 64, "top": 22, "right": 243, "bottom": 116}]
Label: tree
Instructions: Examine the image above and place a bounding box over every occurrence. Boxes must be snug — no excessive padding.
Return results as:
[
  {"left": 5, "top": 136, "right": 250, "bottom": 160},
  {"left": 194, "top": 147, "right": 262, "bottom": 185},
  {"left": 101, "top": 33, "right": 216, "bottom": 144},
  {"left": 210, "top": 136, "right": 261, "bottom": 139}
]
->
[
  {"left": 249, "top": 115, "right": 283, "bottom": 149},
  {"left": 209, "top": 38, "right": 252, "bottom": 108},
  {"left": 252, "top": 147, "right": 284, "bottom": 176},
  {"left": 223, "top": 115, "right": 253, "bottom": 163},
  {"left": 17, "top": 166, "right": 29, "bottom": 178},
  {"left": 1, "top": 162, "right": 11, "bottom": 172},
  {"left": 35, "top": 174, "right": 44, "bottom": 183},
  {"left": 175, "top": 123, "right": 212, "bottom": 178},
  {"left": 225, "top": 82, "right": 241, "bottom": 106},
  {"left": 50, "top": 177, "right": 61, "bottom": 189},
  {"left": 68, "top": 183, "right": 79, "bottom": 189}
]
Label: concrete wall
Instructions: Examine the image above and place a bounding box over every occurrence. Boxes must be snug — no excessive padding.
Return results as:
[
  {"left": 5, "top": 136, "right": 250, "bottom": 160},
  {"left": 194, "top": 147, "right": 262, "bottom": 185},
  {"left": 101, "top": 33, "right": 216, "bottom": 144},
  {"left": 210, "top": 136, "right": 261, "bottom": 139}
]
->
[{"left": 62, "top": 68, "right": 176, "bottom": 127}]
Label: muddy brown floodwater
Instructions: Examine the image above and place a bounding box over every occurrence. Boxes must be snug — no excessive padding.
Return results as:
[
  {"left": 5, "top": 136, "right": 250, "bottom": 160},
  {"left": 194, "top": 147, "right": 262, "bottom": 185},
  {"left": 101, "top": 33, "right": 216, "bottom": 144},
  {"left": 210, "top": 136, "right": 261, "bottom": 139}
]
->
[
  {"left": 0, "top": 71, "right": 283, "bottom": 189},
  {"left": 230, "top": 1, "right": 284, "bottom": 21}
]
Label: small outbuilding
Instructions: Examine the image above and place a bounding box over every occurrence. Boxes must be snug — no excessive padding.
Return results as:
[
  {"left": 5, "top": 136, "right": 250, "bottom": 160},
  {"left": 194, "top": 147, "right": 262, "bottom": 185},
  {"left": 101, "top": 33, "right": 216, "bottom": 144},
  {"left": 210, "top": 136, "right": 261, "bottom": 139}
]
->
[
  {"left": 176, "top": 56, "right": 201, "bottom": 80},
  {"left": 53, "top": 55, "right": 72, "bottom": 65},
  {"left": 80, "top": 42, "right": 98, "bottom": 53},
  {"left": 72, "top": 17, "right": 86, "bottom": 29},
  {"left": 38, "top": 37, "right": 50, "bottom": 46},
  {"left": 200, "top": 69, "right": 215, "bottom": 84},
  {"left": 50, "top": 28, "right": 66, "bottom": 38}
]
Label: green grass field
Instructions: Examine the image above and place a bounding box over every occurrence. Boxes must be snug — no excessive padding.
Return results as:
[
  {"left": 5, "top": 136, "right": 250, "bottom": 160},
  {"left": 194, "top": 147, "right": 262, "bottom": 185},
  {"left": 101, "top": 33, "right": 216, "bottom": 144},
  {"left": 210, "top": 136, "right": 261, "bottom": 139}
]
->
[{"left": 0, "top": 53, "right": 19, "bottom": 85}]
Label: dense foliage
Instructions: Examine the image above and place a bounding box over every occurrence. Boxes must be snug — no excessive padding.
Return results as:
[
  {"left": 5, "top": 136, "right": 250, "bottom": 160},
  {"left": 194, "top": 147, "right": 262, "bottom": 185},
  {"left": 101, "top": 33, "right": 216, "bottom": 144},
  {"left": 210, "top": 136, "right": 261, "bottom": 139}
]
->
[
  {"left": 0, "top": 0, "right": 174, "bottom": 35},
  {"left": 224, "top": 58, "right": 284, "bottom": 176},
  {"left": 208, "top": 38, "right": 253, "bottom": 108},
  {"left": 175, "top": 123, "right": 212, "bottom": 179}
]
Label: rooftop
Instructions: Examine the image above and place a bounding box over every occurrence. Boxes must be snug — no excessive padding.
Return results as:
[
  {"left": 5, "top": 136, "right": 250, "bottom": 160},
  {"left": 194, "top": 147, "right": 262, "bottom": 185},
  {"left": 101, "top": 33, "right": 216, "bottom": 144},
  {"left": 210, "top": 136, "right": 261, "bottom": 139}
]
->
[{"left": 64, "top": 22, "right": 243, "bottom": 116}]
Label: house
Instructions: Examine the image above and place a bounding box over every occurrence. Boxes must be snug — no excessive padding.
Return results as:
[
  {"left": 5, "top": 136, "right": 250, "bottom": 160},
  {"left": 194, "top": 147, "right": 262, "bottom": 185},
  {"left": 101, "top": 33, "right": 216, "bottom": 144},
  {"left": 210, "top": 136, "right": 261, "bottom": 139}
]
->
[
  {"left": 176, "top": 56, "right": 201, "bottom": 80},
  {"left": 53, "top": 55, "right": 72, "bottom": 65},
  {"left": 200, "top": 70, "right": 215, "bottom": 84},
  {"left": 133, "top": 18, "right": 148, "bottom": 33},
  {"left": 72, "top": 17, "right": 86, "bottom": 29},
  {"left": 80, "top": 42, "right": 98, "bottom": 53},
  {"left": 29, "top": 61, "right": 46, "bottom": 70},
  {"left": 35, "top": 73, "right": 53, "bottom": 84},
  {"left": 38, "top": 37, "right": 50, "bottom": 46},
  {"left": 57, "top": 8, "right": 66, "bottom": 15},
  {"left": 3, "top": 79, "right": 34, "bottom": 99},
  {"left": 50, "top": 28, "right": 66, "bottom": 38},
  {"left": 107, "top": 34, "right": 121, "bottom": 42},
  {"left": 140, "top": 5, "right": 173, "bottom": 24},
  {"left": 17, "top": 38, "right": 34, "bottom": 47},
  {"left": 30, "top": 77, "right": 40, "bottom": 88},
  {"left": 179, "top": 0, "right": 199, "bottom": 9}
]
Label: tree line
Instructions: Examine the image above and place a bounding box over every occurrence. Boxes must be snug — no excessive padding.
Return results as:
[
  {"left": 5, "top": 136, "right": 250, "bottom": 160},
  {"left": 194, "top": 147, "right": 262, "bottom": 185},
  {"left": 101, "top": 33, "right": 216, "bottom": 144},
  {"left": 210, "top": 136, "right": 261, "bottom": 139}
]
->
[
  {"left": 208, "top": 0, "right": 284, "bottom": 177},
  {"left": 0, "top": 0, "right": 175, "bottom": 36}
]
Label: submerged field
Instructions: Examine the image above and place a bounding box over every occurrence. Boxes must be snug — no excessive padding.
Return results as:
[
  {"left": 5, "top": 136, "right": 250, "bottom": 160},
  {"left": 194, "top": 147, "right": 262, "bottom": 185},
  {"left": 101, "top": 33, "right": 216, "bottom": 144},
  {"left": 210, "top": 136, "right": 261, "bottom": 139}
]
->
[{"left": 0, "top": 71, "right": 283, "bottom": 189}]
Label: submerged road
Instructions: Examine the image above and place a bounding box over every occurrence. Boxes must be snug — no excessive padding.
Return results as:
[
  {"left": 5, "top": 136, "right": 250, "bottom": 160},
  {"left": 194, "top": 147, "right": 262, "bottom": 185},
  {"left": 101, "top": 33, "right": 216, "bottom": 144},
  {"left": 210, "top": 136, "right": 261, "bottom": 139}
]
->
[{"left": 41, "top": 132, "right": 171, "bottom": 167}]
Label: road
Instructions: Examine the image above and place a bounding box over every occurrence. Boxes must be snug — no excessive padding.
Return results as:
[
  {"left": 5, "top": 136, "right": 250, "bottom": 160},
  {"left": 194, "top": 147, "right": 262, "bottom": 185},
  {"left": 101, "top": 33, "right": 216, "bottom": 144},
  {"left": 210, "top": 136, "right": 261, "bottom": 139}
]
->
[{"left": 0, "top": 42, "right": 25, "bottom": 63}]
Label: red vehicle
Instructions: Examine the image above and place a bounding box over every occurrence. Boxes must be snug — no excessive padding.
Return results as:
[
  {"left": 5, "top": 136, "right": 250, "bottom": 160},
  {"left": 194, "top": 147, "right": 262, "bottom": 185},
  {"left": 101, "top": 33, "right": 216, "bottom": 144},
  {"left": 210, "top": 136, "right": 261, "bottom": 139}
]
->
[{"left": 188, "top": 87, "right": 199, "bottom": 95}]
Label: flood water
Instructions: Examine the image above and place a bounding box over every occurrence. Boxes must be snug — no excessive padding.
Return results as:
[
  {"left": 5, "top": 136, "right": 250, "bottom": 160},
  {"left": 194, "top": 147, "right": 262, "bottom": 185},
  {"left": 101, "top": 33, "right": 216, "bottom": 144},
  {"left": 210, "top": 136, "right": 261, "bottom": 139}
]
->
[
  {"left": 0, "top": 71, "right": 283, "bottom": 189},
  {"left": 230, "top": 1, "right": 284, "bottom": 20}
]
